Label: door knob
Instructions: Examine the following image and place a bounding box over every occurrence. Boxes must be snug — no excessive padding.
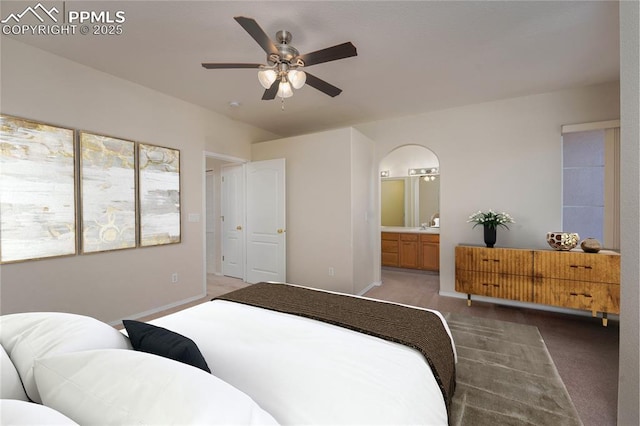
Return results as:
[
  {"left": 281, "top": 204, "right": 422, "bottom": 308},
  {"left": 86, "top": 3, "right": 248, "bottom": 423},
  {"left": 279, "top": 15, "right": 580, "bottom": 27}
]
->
[
  {"left": 236, "top": 226, "right": 242, "bottom": 230},
  {"left": 277, "top": 229, "right": 285, "bottom": 234}
]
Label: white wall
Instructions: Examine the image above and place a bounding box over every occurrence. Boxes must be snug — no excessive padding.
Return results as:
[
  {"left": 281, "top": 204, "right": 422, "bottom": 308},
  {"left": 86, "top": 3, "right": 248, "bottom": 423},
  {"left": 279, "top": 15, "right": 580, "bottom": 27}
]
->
[
  {"left": 355, "top": 81, "right": 620, "bottom": 294},
  {"left": 0, "top": 39, "right": 275, "bottom": 323},
  {"left": 350, "top": 128, "right": 377, "bottom": 294},
  {"left": 618, "top": 1, "right": 640, "bottom": 423},
  {"left": 251, "top": 128, "right": 376, "bottom": 294}
]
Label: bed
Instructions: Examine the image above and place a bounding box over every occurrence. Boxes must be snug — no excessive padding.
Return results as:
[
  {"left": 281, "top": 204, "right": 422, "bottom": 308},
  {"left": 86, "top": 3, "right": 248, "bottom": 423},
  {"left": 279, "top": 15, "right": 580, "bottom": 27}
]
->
[
  {"left": 0, "top": 282, "right": 456, "bottom": 425},
  {"left": 149, "top": 282, "right": 457, "bottom": 425}
]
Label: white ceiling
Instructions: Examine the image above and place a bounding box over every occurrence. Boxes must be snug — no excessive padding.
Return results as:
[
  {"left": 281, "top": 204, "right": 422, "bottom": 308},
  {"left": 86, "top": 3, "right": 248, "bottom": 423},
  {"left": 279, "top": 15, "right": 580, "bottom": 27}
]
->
[{"left": 5, "top": 1, "right": 620, "bottom": 137}]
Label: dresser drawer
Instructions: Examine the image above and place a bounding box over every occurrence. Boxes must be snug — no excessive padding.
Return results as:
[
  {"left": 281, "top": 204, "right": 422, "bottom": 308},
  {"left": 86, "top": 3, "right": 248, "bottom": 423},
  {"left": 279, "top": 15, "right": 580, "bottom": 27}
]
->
[
  {"left": 455, "top": 270, "right": 533, "bottom": 302},
  {"left": 534, "top": 278, "right": 620, "bottom": 314},
  {"left": 455, "top": 246, "right": 532, "bottom": 275},
  {"left": 534, "top": 251, "right": 620, "bottom": 284}
]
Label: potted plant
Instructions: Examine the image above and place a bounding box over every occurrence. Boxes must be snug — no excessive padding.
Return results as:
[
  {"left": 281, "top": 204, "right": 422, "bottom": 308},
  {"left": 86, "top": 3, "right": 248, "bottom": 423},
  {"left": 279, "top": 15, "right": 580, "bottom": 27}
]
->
[{"left": 467, "top": 210, "right": 515, "bottom": 248}]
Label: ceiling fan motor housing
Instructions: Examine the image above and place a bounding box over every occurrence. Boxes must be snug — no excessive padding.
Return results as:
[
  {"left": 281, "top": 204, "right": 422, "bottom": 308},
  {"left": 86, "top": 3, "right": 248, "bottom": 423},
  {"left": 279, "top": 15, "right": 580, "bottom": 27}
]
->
[{"left": 270, "top": 30, "right": 300, "bottom": 64}]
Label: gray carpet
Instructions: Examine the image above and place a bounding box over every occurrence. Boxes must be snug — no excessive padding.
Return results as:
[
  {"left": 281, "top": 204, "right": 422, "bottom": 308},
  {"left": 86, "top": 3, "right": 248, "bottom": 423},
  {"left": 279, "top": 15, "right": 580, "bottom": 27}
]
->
[{"left": 445, "top": 313, "right": 583, "bottom": 426}]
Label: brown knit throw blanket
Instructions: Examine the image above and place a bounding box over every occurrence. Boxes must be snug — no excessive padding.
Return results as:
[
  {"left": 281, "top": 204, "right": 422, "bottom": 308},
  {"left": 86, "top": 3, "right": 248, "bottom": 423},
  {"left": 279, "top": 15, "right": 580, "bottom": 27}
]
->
[{"left": 215, "top": 282, "right": 456, "bottom": 415}]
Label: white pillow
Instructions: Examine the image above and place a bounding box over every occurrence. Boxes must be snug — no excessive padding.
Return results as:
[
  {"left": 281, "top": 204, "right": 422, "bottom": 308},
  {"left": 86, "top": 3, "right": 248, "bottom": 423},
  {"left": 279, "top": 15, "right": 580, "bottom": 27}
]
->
[
  {"left": 1, "top": 344, "right": 28, "bottom": 401},
  {"left": 0, "top": 399, "right": 78, "bottom": 425},
  {"left": 0, "top": 312, "right": 131, "bottom": 403},
  {"left": 34, "top": 349, "right": 278, "bottom": 425}
]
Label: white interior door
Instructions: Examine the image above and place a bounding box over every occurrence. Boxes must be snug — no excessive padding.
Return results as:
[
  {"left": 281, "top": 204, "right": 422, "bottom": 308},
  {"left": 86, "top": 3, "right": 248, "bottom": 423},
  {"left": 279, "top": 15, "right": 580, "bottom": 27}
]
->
[
  {"left": 221, "top": 164, "right": 245, "bottom": 279},
  {"left": 205, "top": 171, "right": 216, "bottom": 274},
  {"left": 246, "top": 159, "right": 286, "bottom": 284}
]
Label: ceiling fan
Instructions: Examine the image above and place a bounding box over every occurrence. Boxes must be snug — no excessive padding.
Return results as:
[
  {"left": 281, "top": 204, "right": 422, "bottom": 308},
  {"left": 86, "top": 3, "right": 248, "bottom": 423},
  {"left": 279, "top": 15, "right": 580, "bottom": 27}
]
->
[{"left": 202, "top": 16, "right": 357, "bottom": 100}]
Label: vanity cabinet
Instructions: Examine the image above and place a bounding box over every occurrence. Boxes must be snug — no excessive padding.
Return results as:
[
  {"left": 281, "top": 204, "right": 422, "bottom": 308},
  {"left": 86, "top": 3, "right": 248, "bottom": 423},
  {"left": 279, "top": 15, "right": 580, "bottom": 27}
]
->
[
  {"left": 420, "top": 234, "right": 440, "bottom": 271},
  {"left": 399, "top": 233, "right": 419, "bottom": 268},
  {"left": 381, "top": 233, "right": 400, "bottom": 267},
  {"left": 382, "top": 232, "right": 439, "bottom": 271},
  {"left": 455, "top": 245, "right": 620, "bottom": 325}
]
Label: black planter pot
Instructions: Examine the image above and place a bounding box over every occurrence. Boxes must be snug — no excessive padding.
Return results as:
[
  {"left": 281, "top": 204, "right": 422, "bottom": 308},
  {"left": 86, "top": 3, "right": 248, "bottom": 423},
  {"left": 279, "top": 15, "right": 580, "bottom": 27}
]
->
[{"left": 484, "top": 225, "right": 497, "bottom": 248}]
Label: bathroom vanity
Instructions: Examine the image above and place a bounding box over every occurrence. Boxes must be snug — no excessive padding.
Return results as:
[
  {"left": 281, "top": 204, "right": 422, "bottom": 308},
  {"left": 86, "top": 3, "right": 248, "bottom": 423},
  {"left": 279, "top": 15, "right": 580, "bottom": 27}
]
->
[{"left": 381, "top": 227, "right": 440, "bottom": 271}]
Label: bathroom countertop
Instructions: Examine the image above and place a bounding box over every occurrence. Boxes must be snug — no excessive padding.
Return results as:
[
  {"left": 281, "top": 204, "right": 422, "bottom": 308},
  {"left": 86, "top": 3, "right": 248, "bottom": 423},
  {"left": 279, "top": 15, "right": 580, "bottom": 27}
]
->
[{"left": 381, "top": 226, "right": 440, "bottom": 234}]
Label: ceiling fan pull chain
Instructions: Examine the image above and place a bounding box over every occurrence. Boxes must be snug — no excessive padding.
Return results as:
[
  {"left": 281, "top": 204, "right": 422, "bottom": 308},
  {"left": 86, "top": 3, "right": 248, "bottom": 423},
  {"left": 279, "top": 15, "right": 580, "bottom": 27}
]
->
[{"left": 281, "top": 97, "right": 286, "bottom": 111}]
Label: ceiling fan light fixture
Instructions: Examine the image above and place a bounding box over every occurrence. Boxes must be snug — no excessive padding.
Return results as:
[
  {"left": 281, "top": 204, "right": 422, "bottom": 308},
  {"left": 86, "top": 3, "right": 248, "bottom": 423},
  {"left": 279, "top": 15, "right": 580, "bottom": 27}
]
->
[
  {"left": 277, "top": 80, "right": 294, "bottom": 98},
  {"left": 288, "top": 70, "right": 306, "bottom": 89},
  {"left": 258, "top": 69, "right": 277, "bottom": 89}
]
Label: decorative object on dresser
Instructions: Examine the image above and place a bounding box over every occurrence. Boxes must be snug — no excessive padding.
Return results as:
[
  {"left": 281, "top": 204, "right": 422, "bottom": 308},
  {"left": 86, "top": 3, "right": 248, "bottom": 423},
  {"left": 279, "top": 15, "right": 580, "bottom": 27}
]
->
[
  {"left": 381, "top": 232, "right": 439, "bottom": 271},
  {"left": 467, "top": 210, "right": 514, "bottom": 248},
  {"left": 455, "top": 245, "right": 620, "bottom": 326},
  {"left": 580, "top": 237, "right": 602, "bottom": 253},
  {"left": 483, "top": 226, "right": 497, "bottom": 248},
  {"left": 546, "top": 232, "right": 580, "bottom": 251}
]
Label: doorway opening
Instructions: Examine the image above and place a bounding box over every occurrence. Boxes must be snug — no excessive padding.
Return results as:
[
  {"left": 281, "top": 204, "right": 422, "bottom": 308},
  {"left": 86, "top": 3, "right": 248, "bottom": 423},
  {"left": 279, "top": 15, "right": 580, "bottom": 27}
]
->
[
  {"left": 204, "top": 152, "right": 247, "bottom": 279},
  {"left": 379, "top": 145, "right": 441, "bottom": 289},
  {"left": 203, "top": 153, "right": 287, "bottom": 285}
]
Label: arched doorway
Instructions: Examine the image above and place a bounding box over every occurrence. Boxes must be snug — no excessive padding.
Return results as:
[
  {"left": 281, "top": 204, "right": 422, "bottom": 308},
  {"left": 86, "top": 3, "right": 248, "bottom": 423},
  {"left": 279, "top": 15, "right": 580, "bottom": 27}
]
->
[{"left": 379, "top": 145, "right": 440, "bottom": 289}]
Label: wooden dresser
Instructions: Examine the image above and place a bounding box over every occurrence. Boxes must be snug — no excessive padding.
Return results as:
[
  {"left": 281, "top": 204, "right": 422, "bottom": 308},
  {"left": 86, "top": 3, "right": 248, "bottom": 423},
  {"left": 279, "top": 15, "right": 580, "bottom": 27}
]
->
[
  {"left": 382, "top": 232, "right": 439, "bottom": 271},
  {"left": 455, "top": 247, "right": 533, "bottom": 303},
  {"left": 455, "top": 245, "right": 620, "bottom": 326}
]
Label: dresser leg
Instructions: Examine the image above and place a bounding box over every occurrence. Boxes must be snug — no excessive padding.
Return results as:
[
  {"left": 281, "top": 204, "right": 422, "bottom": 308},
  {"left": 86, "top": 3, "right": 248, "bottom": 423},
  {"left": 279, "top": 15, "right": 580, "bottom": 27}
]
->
[
  {"left": 467, "top": 294, "right": 471, "bottom": 307},
  {"left": 602, "top": 313, "right": 608, "bottom": 327}
]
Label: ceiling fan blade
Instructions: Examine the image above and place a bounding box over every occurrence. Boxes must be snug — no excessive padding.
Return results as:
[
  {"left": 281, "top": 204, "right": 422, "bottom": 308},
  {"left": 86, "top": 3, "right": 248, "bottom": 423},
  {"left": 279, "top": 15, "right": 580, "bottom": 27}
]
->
[
  {"left": 304, "top": 73, "right": 342, "bottom": 97},
  {"left": 201, "top": 63, "right": 263, "bottom": 69},
  {"left": 234, "top": 16, "right": 278, "bottom": 56},
  {"left": 295, "top": 42, "right": 357, "bottom": 67},
  {"left": 262, "top": 79, "right": 279, "bottom": 100}
]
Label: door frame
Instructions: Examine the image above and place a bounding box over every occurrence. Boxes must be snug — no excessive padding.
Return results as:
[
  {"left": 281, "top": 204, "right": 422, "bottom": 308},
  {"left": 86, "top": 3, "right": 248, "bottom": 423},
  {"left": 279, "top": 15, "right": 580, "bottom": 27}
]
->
[{"left": 202, "top": 151, "right": 248, "bottom": 291}]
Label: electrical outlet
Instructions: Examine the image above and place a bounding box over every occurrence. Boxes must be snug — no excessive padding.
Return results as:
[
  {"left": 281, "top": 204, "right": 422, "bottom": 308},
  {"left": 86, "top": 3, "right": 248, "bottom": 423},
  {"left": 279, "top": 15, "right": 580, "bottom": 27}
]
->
[
  {"left": 171, "top": 273, "right": 178, "bottom": 283},
  {"left": 328, "top": 267, "right": 335, "bottom": 276}
]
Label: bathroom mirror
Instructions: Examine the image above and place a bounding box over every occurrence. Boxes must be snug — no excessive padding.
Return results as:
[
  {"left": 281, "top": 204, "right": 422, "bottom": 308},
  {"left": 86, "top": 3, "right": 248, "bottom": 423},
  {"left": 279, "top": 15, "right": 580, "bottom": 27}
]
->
[{"left": 380, "top": 145, "right": 439, "bottom": 228}]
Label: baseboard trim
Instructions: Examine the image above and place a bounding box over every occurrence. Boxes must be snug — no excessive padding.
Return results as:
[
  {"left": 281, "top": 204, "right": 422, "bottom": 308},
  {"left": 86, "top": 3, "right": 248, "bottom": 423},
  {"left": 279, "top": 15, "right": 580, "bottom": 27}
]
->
[
  {"left": 108, "top": 293, "right": 206, "bottom": 327},
  {"left": 357, "top": 280, "right": 382, "bottom": 296},
  {"left": 438, "top": 290, "right": 620, "bottom": 321}
]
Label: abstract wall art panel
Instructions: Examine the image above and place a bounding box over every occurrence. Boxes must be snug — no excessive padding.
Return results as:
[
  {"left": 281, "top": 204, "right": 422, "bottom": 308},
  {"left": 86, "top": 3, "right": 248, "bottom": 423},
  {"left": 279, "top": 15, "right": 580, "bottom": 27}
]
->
[
  {"left": 138, "top": 143, "right": 181, "bottom": 246},
  {"left": 0, "top": 115, "right": 77, "bottom": 263},
  {"left": 80, "top": 132, "right": 136, "bottom": 253}
]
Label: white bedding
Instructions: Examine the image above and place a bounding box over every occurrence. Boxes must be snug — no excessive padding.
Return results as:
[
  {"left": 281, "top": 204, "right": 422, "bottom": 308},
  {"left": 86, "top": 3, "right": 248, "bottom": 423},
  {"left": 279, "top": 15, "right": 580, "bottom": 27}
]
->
[{"left": 150, "top": 287, "right": 455, "bottom": 425}]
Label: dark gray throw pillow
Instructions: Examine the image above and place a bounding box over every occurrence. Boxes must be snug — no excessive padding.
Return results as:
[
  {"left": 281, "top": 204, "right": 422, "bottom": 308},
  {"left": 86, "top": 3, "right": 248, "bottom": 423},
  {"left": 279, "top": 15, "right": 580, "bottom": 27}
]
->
[{"left": 122, "top": 320, "right": 211, "bottom": 373}]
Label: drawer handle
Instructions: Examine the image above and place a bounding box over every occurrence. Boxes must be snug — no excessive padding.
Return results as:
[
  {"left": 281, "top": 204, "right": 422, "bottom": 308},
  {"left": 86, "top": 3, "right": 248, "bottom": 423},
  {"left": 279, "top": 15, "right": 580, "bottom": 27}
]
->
[
  {"left": 482, "top": 283, "right": 500, "bottom": 288},
  {"left": 570, "top": 292, "right": 592, "bottom": 298},
  {"left": 569, "top": 265, "right": 593, "bottom": 270},
  {"left": 481, "top": 259, "right": 500, "bottom": 263}
]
